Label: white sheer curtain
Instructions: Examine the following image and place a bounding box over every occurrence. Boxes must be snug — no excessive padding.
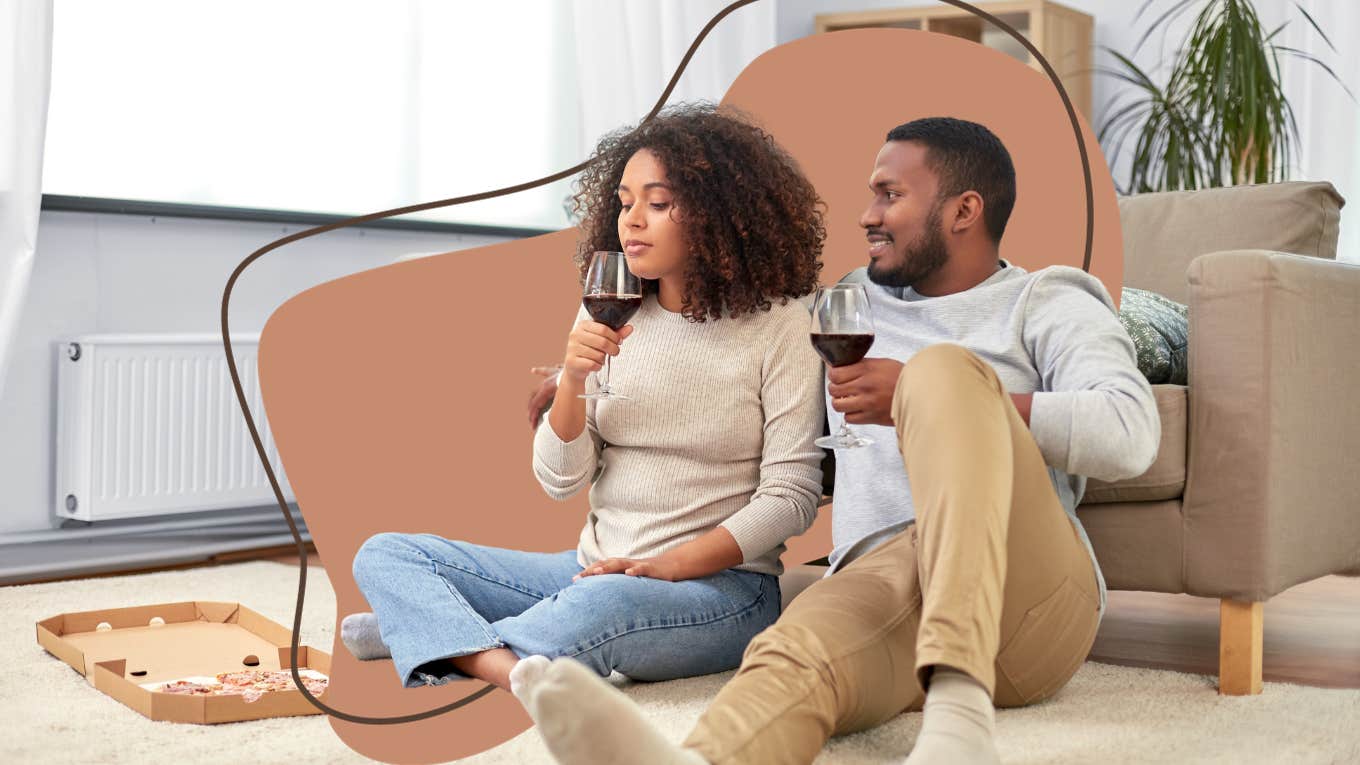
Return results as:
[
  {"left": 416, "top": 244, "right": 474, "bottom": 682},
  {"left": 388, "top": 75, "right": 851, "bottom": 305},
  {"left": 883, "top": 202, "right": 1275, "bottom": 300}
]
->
[
  {"left": 1276, "top": 0, "right": 1360, "bottom": 262},
  {"left": 0, "top": 0, "right": 53, "bottom": 401},
  {"left": 566, "top": 0, "right": 777, "bottom": 162}
]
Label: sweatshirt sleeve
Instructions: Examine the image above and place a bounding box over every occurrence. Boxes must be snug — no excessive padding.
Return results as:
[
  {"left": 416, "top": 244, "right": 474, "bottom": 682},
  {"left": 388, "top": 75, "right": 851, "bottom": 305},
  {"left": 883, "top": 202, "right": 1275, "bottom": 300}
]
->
[
  {"left": 719, "top": 302, "right": 826, "bottom": 563},
  {"left": 531, "top": 306, "right": 602, "bottom": 500},
  {"left": 1023, "top": 268, "right": 1161, "bottom": 482}
]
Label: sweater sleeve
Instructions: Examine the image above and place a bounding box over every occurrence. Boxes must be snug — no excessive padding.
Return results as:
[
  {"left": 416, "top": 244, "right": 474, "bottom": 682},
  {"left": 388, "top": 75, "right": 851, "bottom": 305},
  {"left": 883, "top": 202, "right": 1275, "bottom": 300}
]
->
[
  {"left": 531, "top": 306, "right": 602, "bottom": 500},
  {"left": 1024, "top": 268, "right": 1161, "bottom": 482},
  {"left": 719, "top": 303, "right": 826, "bottom": 563}
]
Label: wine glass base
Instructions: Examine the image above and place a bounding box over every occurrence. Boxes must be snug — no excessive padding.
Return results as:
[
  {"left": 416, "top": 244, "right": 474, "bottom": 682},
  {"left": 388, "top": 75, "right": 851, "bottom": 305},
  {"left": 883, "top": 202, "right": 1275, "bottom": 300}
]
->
[
  {"left": 815, "top": 433, "right": 873, "bottom": 450},
  {"left": 579, "top": 391, "right": 631, "bottom": 401}
]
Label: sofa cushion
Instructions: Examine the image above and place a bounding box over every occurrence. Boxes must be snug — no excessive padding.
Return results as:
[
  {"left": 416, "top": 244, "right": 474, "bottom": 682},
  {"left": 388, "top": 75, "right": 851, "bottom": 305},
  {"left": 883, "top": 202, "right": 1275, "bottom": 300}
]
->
[
  {"left": 1076, "top": 500, "right": 1185, "bottom": 593},
  {"left": 1120, "top": 287, "right": 1188, "bottom": 385},
  {"left": 1118, "top": 181, "right": 1344, "bottom": 304},
  {"left": 1082, "top": 384, "right": 1186, "bottom": 504}
]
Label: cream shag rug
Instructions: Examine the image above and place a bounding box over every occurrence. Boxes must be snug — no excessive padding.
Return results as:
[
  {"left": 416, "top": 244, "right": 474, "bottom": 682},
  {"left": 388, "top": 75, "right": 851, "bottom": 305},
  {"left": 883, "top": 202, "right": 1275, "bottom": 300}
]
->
[{"left": 6, "top": 561, "right": 1359, "bottom": 764}]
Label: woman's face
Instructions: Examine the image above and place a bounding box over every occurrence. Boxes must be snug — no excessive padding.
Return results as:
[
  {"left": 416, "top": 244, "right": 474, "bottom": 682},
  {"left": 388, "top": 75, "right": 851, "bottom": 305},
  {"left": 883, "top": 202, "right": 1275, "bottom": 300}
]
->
[{"left": 616, "top": 149, "right": 688, "bottom": 282}]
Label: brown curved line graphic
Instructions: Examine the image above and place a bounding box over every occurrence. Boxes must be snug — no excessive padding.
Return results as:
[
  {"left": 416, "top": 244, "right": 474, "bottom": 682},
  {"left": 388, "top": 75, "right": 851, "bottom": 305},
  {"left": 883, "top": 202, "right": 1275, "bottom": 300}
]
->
[
  {"left": 937, "top": 0, "right": 1095, "bottom": 272},
  {"left": 218, "top": 0, "right": 1095, "bottom": 725}
]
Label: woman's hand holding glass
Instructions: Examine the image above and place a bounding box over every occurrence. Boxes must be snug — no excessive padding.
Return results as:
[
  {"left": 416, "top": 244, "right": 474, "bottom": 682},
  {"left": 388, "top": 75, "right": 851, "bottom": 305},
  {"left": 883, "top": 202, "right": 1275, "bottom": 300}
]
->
[
  {"left": 579, "top": 250, "right": 643, "bottom": 399},
  {"left": 561, "top": 321, "right": 634, "bottom": 386},
  {"left": 547, "top": 320, "right": 632, "bottom": 443}
]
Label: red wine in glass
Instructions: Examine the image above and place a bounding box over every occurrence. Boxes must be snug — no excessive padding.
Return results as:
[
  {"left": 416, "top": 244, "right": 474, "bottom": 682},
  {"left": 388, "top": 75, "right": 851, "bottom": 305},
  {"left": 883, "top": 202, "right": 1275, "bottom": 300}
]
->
[
  {"left": 583, "top": 294, "right": 643, "bottom": 332},
  {"left": 581, "top": 251, "right": 642, "bottom": 401},
  {"left": 810, "top": 333, "right": 875, "bottom": 367},
  {"left": 811, "top": 284, "right": 876, "bottom": 449}
]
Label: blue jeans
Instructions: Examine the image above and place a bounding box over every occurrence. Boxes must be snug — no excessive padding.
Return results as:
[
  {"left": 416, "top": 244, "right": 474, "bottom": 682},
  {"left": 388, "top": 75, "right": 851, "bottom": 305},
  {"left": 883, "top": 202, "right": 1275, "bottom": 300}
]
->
[{"left": 351, "top": 533, "right": 781, "bottom": 688}]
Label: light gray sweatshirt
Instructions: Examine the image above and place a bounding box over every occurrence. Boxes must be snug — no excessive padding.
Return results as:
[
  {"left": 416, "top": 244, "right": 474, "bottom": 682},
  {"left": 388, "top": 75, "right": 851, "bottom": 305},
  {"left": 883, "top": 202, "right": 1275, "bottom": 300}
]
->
[{"left": 827, "top": 262, "right": 1161, "bottom": 611}]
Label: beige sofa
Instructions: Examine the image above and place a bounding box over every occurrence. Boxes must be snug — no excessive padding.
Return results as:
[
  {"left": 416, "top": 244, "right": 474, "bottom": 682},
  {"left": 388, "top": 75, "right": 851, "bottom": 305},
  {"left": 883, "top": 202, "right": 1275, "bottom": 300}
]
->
[{"left": 1076, "top": 180, "right": 1358, "bottom": 695}]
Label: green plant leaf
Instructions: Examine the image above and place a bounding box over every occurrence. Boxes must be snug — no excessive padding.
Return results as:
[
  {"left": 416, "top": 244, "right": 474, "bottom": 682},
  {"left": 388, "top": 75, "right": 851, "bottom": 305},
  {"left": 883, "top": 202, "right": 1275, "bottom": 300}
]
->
[
  {"left": 1275, "top": 46, "right": 1358, "bottom": 102},
  {"left": 1133, "top": 0, "right": 1161, "bottom": 26},
  {"left": 1293, "top": 2, "right": 1337, "bottom": 54},
  {"left": 1133, "top": 0, "right": 1200, "bottom": 57},
  {"left": 1102, "top": 48, "right": 1163, "bottom": 91},
  {"left": 1096, "top": 0, "right": 1350, "bottom": 192}
]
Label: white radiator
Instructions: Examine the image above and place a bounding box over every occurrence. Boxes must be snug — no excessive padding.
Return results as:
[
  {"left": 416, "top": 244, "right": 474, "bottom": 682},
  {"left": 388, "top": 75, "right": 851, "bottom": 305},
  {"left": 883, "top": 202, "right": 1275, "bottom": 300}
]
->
[{"left": 55, "top": 334, "right": 295, "bottom": 523}]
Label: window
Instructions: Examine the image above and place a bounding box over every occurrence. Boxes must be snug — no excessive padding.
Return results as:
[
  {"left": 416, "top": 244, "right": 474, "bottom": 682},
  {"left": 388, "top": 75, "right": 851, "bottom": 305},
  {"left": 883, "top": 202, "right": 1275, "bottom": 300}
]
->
[{"left": 43, "top": 1, "right": 579, "bottom": 230}]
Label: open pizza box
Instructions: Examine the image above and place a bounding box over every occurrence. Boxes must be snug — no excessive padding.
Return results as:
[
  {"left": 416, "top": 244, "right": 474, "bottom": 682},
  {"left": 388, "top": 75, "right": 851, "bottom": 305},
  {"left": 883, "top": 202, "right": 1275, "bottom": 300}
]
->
[{"left": 36, "top": 601, "right": 331, "bottom": 724}]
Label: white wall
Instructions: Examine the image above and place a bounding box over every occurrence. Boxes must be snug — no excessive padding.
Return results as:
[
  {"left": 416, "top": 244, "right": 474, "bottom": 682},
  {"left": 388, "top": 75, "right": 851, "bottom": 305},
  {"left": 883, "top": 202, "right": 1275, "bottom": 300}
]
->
[{"left": 0, "top": 211, "right": 507, "bottom": 534}]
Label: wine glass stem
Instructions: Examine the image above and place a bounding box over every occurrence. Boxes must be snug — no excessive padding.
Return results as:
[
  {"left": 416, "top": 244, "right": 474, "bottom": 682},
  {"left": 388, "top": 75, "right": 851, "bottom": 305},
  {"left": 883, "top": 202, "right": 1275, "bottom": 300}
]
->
[
  {"left": 839, "top": 423, "right": 854, "bottom": 439},
  {"left": 600, "top": 355, "right": 612, "bottom": 393}
]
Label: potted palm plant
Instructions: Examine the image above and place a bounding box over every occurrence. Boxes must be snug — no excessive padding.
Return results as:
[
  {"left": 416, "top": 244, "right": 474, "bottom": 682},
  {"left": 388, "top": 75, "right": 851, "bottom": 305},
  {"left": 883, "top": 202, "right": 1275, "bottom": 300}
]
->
[{"left": 1097, "top": 0, "right": 1351, "bottom": 194}]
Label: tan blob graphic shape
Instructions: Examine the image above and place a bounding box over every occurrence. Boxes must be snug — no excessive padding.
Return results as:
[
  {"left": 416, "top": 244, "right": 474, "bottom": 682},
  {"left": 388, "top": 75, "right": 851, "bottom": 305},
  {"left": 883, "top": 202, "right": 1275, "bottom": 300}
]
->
[{"left": 251, "top": 23, "right": 1122, "bottom": 765}]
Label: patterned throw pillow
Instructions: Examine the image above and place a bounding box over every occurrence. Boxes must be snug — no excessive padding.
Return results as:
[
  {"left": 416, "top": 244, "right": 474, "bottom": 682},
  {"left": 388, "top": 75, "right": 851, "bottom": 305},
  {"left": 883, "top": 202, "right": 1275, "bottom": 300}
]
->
[{"left": 1119, "top": 287, "right": 1188, "bottom": 385}]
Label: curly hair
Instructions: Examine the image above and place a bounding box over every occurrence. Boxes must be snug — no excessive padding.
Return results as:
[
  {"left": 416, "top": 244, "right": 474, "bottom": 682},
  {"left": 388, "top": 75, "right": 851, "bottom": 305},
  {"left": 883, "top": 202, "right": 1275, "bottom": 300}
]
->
[{"left": 572, "top": 103, "right": 825, "bottom": 322}]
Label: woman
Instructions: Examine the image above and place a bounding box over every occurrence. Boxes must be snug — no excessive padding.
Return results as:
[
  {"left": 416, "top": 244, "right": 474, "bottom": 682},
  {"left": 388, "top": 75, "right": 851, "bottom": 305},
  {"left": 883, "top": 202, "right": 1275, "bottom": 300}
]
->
[{"left": 346, "top": 103, "right": 827, "bottom": 690}]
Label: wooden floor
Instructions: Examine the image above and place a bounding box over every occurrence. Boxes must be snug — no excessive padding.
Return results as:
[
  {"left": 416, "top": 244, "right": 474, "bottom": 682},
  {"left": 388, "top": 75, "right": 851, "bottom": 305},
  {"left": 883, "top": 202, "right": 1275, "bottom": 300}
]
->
[
  {"left": 53, "top": 545, "right": 1360, "bottom": 690},
  {"left": 1090, "top": 576, "right": 1360, "bottom": 689},
  {"left": 266, "top": 547, "right": 322, "bottom": 569}
]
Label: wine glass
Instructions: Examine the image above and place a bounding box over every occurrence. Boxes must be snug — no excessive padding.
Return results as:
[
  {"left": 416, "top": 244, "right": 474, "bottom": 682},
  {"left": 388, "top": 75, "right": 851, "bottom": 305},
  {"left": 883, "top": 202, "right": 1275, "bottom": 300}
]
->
[
  {"left": 580, "top": 251, "right": 642, "bottom": 401},
  {"left": 810, "top": 284, "right": 876, "bottom": 449}
]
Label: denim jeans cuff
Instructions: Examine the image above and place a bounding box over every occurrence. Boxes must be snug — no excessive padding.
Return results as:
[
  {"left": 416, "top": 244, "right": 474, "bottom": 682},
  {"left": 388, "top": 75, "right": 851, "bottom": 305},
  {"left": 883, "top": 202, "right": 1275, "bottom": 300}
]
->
[{"left": 399, "top": 639, "right": 507, "bottom": 687}]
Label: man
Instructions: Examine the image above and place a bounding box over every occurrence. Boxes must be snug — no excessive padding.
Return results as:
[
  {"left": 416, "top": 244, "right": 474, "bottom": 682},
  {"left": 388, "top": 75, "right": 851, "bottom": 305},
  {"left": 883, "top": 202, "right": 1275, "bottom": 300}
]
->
[{"left": 513, "top": 117, "right": 1159, "bottom": 764}]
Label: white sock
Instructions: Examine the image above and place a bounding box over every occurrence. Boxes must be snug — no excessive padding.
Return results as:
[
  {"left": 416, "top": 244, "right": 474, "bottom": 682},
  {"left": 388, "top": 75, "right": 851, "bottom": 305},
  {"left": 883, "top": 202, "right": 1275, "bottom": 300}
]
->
[
  {"left": 510, "top": 656, "right": 707, "bottom": 765},
  {"left": 904, "top": 667, "right": 1000, "bottom": 765},
  {"left": 508, "top": 655, "right": 551, "bottom": 699},
  {"left": 339, "top": 612, "right": 390, "bottom": 660}
]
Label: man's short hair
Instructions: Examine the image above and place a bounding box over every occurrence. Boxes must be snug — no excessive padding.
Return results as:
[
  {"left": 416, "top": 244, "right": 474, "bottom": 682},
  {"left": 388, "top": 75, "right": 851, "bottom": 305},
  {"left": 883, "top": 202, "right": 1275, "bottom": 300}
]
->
[{"left": 886, "top": 117, "right": 1016, "bottom": 242}]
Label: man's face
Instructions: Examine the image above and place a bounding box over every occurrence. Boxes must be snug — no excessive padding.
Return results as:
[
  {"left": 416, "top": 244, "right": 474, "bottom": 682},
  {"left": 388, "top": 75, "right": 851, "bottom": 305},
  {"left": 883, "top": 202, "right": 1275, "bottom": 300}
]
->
[{"left": 859, "top": 141, "right": 949, "bottom": 289}]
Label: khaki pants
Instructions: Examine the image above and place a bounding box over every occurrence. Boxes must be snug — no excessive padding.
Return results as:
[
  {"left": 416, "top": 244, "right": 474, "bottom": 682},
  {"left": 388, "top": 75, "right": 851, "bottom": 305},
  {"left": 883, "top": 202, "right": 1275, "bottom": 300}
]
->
[{"left": 684, "top": 344, "right": 1102, "bottom": 765}]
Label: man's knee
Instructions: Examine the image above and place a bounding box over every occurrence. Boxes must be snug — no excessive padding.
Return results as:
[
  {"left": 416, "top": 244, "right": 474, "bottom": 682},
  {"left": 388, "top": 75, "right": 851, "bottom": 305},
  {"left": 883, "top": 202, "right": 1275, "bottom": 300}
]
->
[
  {"left": 893, "top": 343, "right": 996, "bottom": 423},
  {"left": 902, "top": 343, "right": 981, "bottom": 387}
]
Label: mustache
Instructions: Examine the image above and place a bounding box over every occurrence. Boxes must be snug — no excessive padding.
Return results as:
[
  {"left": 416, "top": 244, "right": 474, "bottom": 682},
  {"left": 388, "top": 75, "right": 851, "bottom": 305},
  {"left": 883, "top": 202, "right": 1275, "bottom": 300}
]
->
[{"left": 865, "top": 228, "right": 893, "bottom": 240}]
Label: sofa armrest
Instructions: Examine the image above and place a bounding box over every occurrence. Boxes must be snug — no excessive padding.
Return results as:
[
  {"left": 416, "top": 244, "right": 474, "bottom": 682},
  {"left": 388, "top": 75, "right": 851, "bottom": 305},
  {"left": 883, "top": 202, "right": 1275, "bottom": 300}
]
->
[{"left": 1183, "top": 250, "right": 1360, "bottom": 600}]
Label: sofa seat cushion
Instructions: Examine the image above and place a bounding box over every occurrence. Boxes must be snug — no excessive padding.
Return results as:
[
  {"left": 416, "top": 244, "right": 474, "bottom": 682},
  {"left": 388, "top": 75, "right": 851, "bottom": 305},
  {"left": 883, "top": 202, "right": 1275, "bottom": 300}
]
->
[
  {"left": 1082, "top": 384, "right": 1186, "bottom": 503},
  {"left": 1075, "top": 500, "right": 1184, "bottom": 593}
]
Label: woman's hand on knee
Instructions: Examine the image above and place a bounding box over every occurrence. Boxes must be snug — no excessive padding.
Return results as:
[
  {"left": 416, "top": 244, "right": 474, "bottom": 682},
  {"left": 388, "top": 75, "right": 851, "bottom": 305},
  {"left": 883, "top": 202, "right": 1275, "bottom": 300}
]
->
[{"left": 575, "top": 556, "right": 684, "bottom": 582}]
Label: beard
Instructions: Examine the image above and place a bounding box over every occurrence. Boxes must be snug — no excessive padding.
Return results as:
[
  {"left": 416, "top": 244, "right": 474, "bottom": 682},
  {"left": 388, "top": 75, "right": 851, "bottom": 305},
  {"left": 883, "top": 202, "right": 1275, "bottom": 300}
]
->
[{"left": 867, "top": 202, "right": 948, "bottom": 289}]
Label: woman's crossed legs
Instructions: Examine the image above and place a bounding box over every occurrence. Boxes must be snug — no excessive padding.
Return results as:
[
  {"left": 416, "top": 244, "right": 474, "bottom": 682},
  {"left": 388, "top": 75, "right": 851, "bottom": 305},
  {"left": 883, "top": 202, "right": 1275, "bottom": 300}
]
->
[{"left": 350, "top": 534, "right": 779, "bottom": 690}]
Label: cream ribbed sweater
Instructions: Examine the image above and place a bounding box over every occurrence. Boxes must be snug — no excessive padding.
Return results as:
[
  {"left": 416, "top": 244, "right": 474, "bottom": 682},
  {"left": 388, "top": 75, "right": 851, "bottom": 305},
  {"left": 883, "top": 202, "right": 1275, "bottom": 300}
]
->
[{"left": 532, "top": 295, "right": 825, "bottom": 576}]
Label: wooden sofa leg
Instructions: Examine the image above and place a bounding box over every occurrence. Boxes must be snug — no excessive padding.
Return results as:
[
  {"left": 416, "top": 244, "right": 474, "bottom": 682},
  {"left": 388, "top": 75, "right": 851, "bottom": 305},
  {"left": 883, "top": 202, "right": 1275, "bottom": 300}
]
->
[{"left": 1219, "top": 599, "right": 1263, "bottom": 695}]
